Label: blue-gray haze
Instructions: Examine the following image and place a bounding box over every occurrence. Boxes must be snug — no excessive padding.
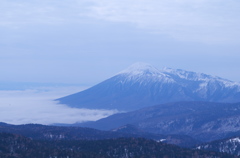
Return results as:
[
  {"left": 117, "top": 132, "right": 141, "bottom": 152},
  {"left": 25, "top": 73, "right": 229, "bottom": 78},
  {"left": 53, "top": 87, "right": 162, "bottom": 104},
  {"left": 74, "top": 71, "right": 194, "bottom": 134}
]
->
[{"left": 0, "top": 0, "right": 240, "bottom": 85}]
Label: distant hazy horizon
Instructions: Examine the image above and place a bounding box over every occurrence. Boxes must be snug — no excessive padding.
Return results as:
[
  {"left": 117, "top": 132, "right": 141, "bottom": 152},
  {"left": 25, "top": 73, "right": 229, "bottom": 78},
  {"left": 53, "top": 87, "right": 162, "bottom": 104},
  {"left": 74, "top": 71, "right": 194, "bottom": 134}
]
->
[{"left": 1, "top": 63, "right": 240, "bottom": 88}]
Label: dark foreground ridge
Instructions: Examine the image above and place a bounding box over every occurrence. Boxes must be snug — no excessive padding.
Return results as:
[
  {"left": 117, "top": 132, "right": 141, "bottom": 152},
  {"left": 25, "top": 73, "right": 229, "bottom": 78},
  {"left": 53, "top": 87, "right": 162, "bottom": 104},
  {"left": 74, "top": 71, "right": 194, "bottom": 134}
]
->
[
  {"left": 0, "top": 122, "right": 199, "bottom": 147},
  {"left": 0, "top": 133, "right": 237, "bottom": 158}
]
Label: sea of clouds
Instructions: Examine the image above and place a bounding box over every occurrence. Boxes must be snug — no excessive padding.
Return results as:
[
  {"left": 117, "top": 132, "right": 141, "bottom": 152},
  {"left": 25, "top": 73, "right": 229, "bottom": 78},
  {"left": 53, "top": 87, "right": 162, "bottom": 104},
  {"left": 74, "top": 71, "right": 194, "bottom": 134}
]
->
[{"left": 0, "top": 86, "right": 118, "bottom": 125}]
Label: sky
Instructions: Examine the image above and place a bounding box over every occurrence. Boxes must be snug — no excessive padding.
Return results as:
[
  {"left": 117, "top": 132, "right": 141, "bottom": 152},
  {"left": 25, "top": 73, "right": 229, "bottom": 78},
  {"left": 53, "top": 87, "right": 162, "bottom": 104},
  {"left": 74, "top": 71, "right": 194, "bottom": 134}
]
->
[
  {"left": 0, "top": 0, "right": 240, "bottom": 124},
  {"left": 1, "top": 0, "right": 240, "bottom": 85}
]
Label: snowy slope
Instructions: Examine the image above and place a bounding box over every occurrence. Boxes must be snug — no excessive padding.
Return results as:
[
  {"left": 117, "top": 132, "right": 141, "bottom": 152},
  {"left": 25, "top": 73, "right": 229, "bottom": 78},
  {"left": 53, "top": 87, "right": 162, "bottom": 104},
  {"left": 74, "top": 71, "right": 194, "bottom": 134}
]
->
[
  {"left": 197, "top": 136, "right": 240, "bottom": 156},
  {"left": 57, "top": 63, "right": 240, "bottom": 111}
]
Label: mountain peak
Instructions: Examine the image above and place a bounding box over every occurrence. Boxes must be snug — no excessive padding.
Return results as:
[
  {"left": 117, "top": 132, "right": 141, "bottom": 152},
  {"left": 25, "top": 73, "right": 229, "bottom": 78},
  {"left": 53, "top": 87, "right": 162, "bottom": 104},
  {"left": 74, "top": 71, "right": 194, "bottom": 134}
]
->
[
  {"left": 118, "top": 62, "right": 161, "bottom": 75},
  {"left": 58, "top": 63, "right": 240, "bottom": 111}
]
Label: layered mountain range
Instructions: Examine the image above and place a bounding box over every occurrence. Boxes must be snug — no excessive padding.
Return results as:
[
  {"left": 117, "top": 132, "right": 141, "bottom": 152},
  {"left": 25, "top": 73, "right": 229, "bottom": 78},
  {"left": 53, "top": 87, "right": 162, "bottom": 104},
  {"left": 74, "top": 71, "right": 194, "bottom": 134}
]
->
[
  {"left": 57, "top": 63, "right": 240, "bottom": 111},
  {"left": 79, "top": 101, "right": 240, "bottom": 142}
]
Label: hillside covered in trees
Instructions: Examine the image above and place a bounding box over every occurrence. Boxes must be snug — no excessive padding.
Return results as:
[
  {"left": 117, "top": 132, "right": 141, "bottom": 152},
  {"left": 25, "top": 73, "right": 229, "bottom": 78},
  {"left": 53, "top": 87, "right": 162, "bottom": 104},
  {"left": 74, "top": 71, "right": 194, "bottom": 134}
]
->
[{"left": 0, "top": 132, "right": 238, "bottom": 158}]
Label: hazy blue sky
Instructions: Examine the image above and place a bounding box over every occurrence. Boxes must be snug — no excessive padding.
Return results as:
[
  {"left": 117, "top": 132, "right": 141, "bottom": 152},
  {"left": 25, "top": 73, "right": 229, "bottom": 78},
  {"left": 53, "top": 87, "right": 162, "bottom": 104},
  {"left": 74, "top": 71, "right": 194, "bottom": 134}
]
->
[{"left": 1, "top": 0, "right": 240, "bottom": 85}]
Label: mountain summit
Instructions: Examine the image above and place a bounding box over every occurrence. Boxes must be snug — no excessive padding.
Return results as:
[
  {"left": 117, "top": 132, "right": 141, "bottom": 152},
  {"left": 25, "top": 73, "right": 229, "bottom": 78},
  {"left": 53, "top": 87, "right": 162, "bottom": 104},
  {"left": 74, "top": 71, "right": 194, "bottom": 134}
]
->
[
  {"left": 118, "top": 62, "right": 162, "bottom": 75},
  {"left": 57, "top": 63, "right": 240, "bottom": 111}
]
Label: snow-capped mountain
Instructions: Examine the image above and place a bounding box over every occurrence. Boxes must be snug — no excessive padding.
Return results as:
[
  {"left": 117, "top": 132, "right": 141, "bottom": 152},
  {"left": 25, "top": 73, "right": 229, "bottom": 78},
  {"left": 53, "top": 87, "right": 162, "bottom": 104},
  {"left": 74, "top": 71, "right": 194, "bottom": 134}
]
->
[{"left": 57, "top": 63, "right": 240, "bottom": 111}]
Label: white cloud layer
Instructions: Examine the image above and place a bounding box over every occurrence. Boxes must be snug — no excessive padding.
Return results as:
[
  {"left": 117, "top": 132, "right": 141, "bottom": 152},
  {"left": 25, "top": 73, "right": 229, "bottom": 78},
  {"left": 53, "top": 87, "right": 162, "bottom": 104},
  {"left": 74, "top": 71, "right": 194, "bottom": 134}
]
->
[
  {"left": 86, "top": 0, "right": 240, "bottom": 43},
  {"left": 0, "top": 87, "right": 118, "bottom": 125},
  {"left": 1, "top": 0, "right": 239, "bottom": 43}
]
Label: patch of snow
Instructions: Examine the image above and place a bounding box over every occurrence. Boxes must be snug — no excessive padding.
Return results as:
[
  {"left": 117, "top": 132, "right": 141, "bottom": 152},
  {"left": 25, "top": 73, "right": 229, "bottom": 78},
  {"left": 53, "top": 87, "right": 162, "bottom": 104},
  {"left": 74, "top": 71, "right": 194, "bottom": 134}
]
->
[
  {"left": 156, "top": 139, "right": 166, "bottom": 143},
  {"left": 228, "top": 137, "right": 240, "bottom": 143},
  {"left": 219, "top": 79, "right": 240, "bottom": 89},
  {"left": 112, "top": 125, "right": 127, "bottom": 131},
  {"left": 160, "top": 139, "right": 166, "bottom": 142}
]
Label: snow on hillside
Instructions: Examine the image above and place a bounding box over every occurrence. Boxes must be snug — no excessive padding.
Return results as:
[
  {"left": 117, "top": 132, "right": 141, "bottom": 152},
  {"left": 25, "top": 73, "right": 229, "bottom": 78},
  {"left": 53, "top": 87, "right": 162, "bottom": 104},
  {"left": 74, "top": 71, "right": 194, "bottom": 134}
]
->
[
  {"left": 117, "top": 63, "right": 240, "bottom": 91},
  {"left": 57, "top": 63, "right": 240, "bottom": 111}
]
